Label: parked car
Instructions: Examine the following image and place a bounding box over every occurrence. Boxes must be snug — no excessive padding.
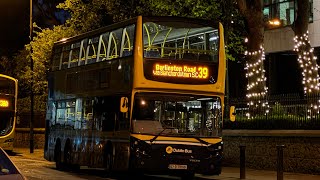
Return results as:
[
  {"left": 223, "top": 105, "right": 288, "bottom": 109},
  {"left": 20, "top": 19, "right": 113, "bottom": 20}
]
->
[{"left": 0, "top": 147, "right": 26, "bottom": 180}]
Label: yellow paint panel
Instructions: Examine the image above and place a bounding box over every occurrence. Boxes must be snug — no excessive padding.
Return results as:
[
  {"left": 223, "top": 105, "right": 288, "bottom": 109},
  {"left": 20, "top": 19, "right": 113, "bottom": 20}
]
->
[
  {"left": 131, "top": 134, "right": 222, "bottom": 144},
  {"left": 200, "top": 138, "right": 223, "bottom": 144},
  {"left": 132, "top": 17, "right": 226, "bottom": 95}
]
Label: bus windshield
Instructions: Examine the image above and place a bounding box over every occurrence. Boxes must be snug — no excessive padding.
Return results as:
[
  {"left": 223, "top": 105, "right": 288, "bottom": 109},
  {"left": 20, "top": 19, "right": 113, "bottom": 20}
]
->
[
  {"left": 143, "top": 21, "right": 219, "bottom": 62},
  {"left": 132, "top": 93, "right": 222, "bottom": 137},
  {"left": 0, "top": 77, "right": 15, "bottom": 95},
  {"left": 0, "top": 111, "right": 13, "bottom": 136}
]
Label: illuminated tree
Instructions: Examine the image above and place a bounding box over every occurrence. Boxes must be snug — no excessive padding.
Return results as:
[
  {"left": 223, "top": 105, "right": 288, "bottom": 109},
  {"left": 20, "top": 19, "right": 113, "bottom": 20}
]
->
[
  {"left": 292, "top": 1, "right": 319, "bottom": 95},
  {"left": 236, "top": 0, "right": 268, "bottom": 112},
  {"left": 292, "top": 1, "right": 319, "bottom": 117}
]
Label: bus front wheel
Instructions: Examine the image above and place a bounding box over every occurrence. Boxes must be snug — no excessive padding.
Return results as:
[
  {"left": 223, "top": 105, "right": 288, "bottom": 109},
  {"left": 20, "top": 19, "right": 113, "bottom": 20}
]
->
[{"left": 129, "top": 154, "right": 143, "bottom": 177}]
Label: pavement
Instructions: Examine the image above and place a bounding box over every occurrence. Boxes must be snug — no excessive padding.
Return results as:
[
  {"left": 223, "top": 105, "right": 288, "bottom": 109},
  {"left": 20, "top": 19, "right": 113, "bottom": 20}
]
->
[
  {"left": 9, "top": 148, "right": 320, "bottom": 180},
  {"left": 11, "top": 147, "right": 46, "bottom": 161}
]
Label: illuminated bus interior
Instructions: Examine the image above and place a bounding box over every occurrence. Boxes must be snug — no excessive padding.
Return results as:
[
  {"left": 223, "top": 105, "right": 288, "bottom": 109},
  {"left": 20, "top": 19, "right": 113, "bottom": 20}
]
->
[
  {"left": 143, "top": 21, "right": 219, "bottom": 62},
  {"left": 132, "top": 93, "right": 222, "bottom": 137}
]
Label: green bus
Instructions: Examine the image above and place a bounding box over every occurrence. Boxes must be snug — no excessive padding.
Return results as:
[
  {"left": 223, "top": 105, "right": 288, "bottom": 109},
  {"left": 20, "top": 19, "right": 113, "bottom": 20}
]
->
[{"left": 0, "top": 74, "right": 18, "bottom": 152}]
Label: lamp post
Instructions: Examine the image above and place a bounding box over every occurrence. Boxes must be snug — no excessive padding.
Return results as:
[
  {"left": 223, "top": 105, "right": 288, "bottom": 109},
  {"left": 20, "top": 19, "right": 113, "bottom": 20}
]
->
[{"left": 29, "top": 0, "right": 34, "bottom": 154}]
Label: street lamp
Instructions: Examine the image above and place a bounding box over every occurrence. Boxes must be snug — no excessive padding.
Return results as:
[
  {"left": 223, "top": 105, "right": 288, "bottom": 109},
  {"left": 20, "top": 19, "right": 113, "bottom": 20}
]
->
[
  {"left": 29, "top": 0, "right": 34, "bottom": 154},
  {"left": 268, "top": 18, "right": 281, "bottom": 26}
]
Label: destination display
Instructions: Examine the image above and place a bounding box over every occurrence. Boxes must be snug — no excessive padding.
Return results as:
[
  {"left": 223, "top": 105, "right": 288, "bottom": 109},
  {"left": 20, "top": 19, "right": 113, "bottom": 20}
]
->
[
  {"left": 153, "top": 64, "right": 209, "bottom": 79},
  {"left": 144, "top": 59, "right": 218, "bottom": 84},
  {"left": 0, "top": 99, "right": 9, "bottom": 108}
]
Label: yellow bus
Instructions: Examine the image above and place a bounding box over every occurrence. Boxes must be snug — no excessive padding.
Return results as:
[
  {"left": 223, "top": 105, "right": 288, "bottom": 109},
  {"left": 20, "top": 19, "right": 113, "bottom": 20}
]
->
[
  {"left": 0, "top": 74, "right": 18, "bottom": 152},
  {"left": 44, "top": 16, "right": 226, "bottom": 178}
]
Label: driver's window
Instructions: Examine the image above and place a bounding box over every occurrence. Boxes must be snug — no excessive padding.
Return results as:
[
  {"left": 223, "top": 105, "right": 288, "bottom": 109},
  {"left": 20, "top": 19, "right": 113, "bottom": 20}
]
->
[{"left": 133, "top": 99, "right": 155, "bottom": 120}]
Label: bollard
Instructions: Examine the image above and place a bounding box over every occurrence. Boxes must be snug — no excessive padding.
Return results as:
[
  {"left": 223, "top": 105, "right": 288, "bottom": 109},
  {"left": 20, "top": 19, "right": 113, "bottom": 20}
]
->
[
  {"left": 276, "top": 145, "right": 285, "bottom": 180},
  {"left": 239, "top": 145, "right": 246, "bottom": 179}
]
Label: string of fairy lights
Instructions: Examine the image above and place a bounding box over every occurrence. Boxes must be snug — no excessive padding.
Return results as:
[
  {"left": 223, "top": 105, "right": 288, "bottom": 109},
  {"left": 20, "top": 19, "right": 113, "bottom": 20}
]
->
[
  {"left": 243, "top": 31, "right": 320, "bottom": 118},
  {"left": 244, "top": 45, "right": 268, "bottom": 109},
  {"left": 294, "top": 31, "right": 320, "bottom": 117},
  {"left": 293, "top": 31, "right": 320, "bottom": 94}
]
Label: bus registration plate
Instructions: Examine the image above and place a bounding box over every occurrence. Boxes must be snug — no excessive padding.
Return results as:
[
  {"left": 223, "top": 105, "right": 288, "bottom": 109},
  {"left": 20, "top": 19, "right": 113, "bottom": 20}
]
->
[{"left": 168, "top": 164, "right": 187, "bottom": 170}]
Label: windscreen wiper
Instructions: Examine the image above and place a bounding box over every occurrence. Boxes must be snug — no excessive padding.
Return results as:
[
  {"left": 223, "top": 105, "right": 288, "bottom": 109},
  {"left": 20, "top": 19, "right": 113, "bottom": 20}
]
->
[
  {"left": 194, "top": 137, "right": 209, "bottom": 145},
  {"left": 177, "top": 133, "right": 209, "bottom": 145},
  {"left": 150, "top": 127, "right": 175, "bottom": 143}
]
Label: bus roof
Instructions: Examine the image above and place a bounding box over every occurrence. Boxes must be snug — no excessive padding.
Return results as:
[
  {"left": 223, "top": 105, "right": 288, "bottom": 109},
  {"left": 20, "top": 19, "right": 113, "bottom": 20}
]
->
[
  {"left": 0, "top": 74, "right": 18, "bottom": 83},
  {"left": 54, "top": 16, "right": 219, "bottom": 47}
]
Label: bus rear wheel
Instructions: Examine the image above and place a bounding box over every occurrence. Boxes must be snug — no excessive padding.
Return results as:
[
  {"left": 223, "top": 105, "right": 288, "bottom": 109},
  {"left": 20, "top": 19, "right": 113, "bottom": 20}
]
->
[
  {"left": 54, "top": 143, "right": 64, "bottom": 170},
  {"left": 64, "top": 144, "right": 79, "bottom": 171},
  {"left": 104, "top": 147, "right": 113, "bottom": 174},
  {"left": 64, "top": 145, "right": 72, "bottom": 166}
]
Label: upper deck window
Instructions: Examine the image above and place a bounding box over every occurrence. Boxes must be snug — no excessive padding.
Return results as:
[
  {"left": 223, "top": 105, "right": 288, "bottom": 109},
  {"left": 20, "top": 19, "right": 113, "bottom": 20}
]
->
[
  {"left": 143, "top": 21, "right": 219, "bottom": 62},
  {"left": 52, "top": 47, "right": 61, "bottom": 71},
  {"left": 61, "top": 45, "right": 71, "bottom": 70},
  {"left": 51, "top": 24, "right": 136, "bottom": 71},
  {"left": 70, "top": 42, "right": 81, "bottom": 68},
  {"left": 86, "top": 36, "right": 100, "bottom": 64},
  {"left": 108, "top": 28, "right": 123, "bottom": 60}
]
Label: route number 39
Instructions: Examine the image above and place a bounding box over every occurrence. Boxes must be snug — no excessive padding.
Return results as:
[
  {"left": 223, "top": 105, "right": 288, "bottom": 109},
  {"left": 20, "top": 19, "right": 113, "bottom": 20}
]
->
[{"left": 198, "top": 67, "right": 208, "bottom": 79}]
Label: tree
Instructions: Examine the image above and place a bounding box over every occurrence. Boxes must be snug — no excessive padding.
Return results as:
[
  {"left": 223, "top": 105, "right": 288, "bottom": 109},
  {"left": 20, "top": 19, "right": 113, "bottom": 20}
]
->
[
  {"left": 292, "top": 1, "right": 319, "bottom": 95},
  {"left": 27, "top": 25, "right": 76, "bottom": 94},
  {"left": 0, "top": 56, "right": 16, "bottom": 77},
  {"left": 236, "top": 0, "right": 268, "bottom": 111},
  {"left": 57, "top": 0, "right": 111, "bottom": 33},
  {"left": 14, "top": 25, "right": 76, "bottom": 112},
  {"left": 291, "top": 1, "right": 319, "bottom": 116},
  {"left": 57, "top": 0, "right": 144, "bottom": 32},
  {"left": 15, "top": 0, "right": 246, "bottom": 112}
]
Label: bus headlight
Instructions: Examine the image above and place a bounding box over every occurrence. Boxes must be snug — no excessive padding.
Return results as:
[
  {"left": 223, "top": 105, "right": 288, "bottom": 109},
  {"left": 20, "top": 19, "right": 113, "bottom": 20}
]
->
[
  {"left": 132, "top": 140, "right": 151, "bottom": 157},
  {"left": 207, "top": 142, "right": 223, "bottom": 152}
]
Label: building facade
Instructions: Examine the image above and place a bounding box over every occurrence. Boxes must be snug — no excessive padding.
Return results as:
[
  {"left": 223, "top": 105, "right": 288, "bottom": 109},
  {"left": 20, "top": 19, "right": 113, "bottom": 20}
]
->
[
  {"left": 264, "top": 0, "right": 319, "bottom": 95},
  {"left": 223, "top": 1, "right": 320, "bottom": 174}
]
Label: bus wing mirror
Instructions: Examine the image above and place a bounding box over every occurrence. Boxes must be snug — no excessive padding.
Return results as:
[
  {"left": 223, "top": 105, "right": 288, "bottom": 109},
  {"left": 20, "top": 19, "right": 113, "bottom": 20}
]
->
[
  {"left": 229, "top": 106, "right": 236, "bottom": 122},
  {"left": 120, "top": 97, "right": 129, "bottom": 113}
]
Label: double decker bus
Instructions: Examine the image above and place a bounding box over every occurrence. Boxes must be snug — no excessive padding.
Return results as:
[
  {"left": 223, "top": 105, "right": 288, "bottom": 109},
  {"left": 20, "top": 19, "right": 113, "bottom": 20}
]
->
[
  {"left": 0, "top": 74, "right": 18, "bottom": 152},
  {"left": 44, "top": 16, "right": 226, "bottom": 178}
]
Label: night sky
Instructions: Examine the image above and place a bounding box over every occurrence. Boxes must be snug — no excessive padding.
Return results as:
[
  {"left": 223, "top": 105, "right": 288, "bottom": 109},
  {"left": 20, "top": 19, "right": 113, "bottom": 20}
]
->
[{"left": 0, "top": 1, "right": 30, "bottom": 57}]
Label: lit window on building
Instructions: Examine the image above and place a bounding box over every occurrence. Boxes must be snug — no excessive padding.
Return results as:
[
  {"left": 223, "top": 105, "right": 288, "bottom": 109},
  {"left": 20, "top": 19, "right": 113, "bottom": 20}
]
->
[{"left": 263, "top": 0, "right": 313, "bottom": 28}]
